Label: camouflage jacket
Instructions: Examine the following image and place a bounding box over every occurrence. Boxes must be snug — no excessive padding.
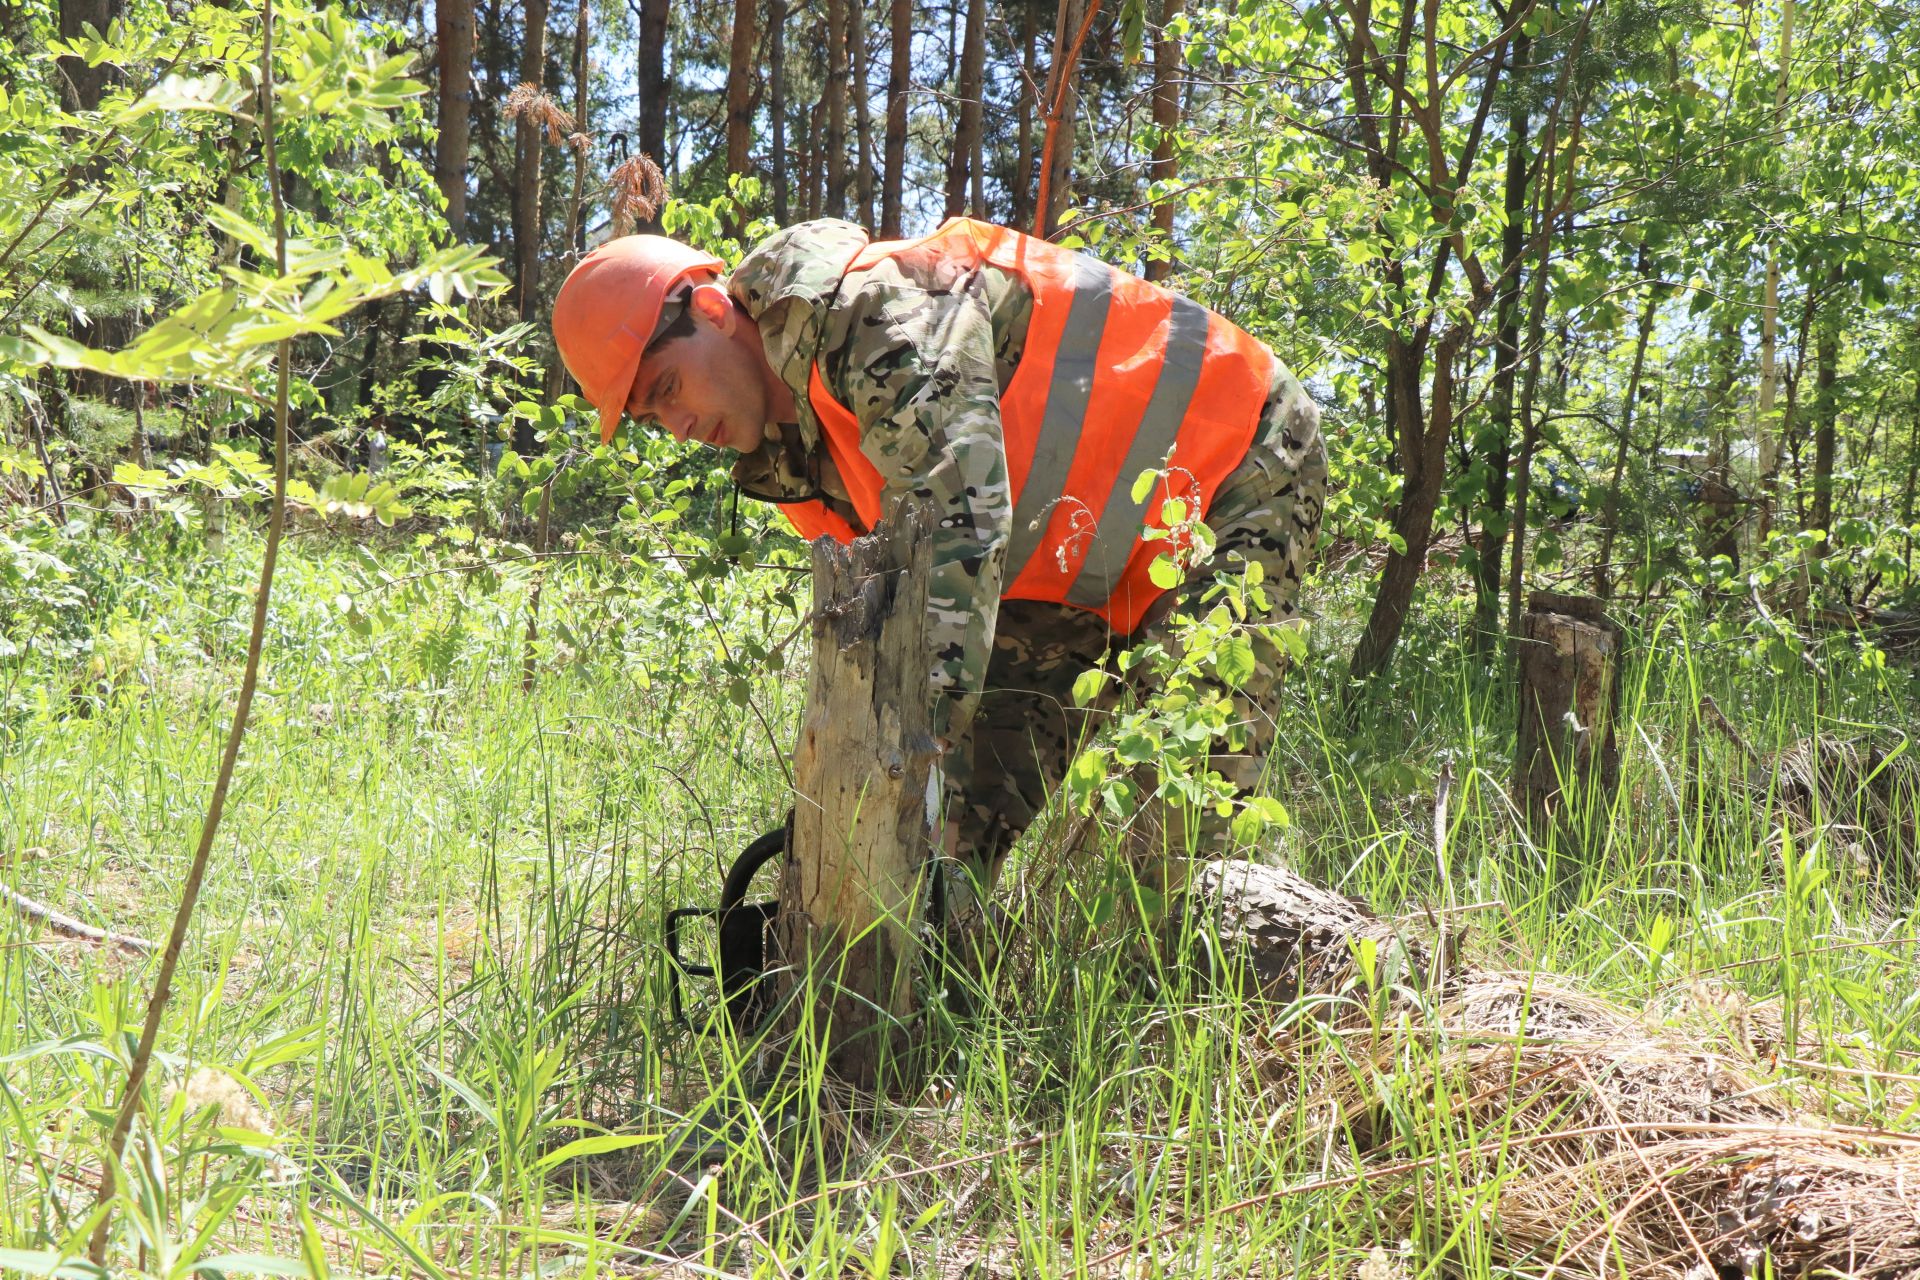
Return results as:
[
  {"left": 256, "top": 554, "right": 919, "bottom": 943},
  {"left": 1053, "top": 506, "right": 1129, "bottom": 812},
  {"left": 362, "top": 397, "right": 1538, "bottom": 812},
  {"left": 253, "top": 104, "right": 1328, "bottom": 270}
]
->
[{"left": 725, "top": 218, "right": 1296, "bottom": 744}]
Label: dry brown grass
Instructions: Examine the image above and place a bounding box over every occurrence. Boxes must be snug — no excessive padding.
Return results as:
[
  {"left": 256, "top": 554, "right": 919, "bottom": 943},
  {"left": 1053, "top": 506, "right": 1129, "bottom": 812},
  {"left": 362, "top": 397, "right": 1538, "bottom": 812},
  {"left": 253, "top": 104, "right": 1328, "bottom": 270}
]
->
[{"left": 1299, "top": 972, "right": 1920, "bottom": 1279}]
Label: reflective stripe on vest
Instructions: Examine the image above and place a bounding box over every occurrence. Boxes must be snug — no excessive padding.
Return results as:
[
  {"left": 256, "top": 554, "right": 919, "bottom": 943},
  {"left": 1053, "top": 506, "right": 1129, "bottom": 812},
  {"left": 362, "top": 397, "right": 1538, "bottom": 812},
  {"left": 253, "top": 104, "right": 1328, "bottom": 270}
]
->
[{"left": 777, "top": 217, "right": 1273, "bottom": 634}]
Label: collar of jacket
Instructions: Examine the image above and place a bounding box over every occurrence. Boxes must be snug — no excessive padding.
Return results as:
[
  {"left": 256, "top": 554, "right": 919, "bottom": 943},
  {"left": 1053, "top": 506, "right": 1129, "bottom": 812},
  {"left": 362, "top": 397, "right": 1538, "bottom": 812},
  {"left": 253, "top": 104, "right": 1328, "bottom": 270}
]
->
[{"left": 724, "top": 218, "right": 871, "bottom": 503}]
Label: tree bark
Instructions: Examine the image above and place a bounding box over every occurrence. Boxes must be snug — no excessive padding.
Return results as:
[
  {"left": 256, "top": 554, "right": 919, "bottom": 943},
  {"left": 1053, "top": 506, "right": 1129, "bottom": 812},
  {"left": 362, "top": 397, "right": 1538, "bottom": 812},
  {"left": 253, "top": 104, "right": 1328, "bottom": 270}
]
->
[
  {"left": 1035, "top": 0, "right": 1091, "bottom": 238},
  {"left": 849, "top": 0, "right": 877, "bottom": 229},
  {"left": 1144, "top": 0, "right": 1184, "bottom": 281},
  {"left": 1904, "top": 369, "right": 1919, "bottom": 573},
  {"left": 1469, "top": 32, "right": 1529, "bottom": 657},
  {"left": 56, "top": 0, "right": 118, "bottom": 113},
  {"left": 1592, "top": 260, "right": 1659, "bottom": 599},
  {"left": 824, "top": 0, "right": 850, "bottom": 218},
  {"left": 805, "top": 95, "right": 825, "bottom": 219},
  {"left": 769, "top": 0, "right": 788, "bottom": 223},
  {"left": 511, "top": 0, "right": 549, "bottom": 325},
  {"left": 1701, "top": 308, "right": 1743, "bottom": 567},
  {"left": 725, "top": 0, "right": 759, "bottom": 185},
  {"left": 1347, "top": 325, "right": 1467, "bottom": 686},
  {"left": 944, "top": 0, "right": 987, "bottom": 217},
  {"left": 1514, "top": 592, "right": 1621, "bottom": 845},
  {"left": 1755, "top": 0, "right": 1795, "bottom": 540},
  {"left": 1178, "top": 860, "right": 1451, "bottom": 1001},
  {"left": 778, "top": 501, "right": 939, "bottom": 1091},
  {"left": 1011, "top": 0, "right": 1039, "bottom": 232},
  {"left": 881, "top": 0, "right": 910, "bottom": 235},
  {"left": 1807, "top": 296, "right": 1842, "bottom": 552},
  {"left": 435, "top": 0, "right": 476, "bottom": 237},
  {"left": 635, "top": 0, "right": 670, "bottom": 229}
]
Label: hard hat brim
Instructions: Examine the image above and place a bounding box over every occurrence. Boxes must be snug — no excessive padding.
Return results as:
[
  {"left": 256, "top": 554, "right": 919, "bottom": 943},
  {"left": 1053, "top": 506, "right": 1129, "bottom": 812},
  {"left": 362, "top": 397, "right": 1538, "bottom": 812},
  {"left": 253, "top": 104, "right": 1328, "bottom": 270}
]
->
[{"left": 594, "top": 346, "right": 646, "bottom": 445}]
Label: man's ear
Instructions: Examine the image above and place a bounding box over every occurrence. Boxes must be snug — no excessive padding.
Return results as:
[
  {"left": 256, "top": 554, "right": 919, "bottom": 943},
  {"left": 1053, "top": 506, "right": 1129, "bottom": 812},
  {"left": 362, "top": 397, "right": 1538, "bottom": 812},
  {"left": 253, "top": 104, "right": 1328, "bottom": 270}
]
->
[{"left": 687, "top": 281, "right": 737, "bottom": 335}]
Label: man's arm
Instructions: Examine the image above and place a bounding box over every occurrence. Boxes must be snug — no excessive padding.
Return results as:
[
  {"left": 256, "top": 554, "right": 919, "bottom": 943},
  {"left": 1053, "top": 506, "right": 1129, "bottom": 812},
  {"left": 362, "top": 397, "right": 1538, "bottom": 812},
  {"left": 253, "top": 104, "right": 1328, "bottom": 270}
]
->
[{"left": 822, "top": 276, "right": 1013, "bottom": 746}]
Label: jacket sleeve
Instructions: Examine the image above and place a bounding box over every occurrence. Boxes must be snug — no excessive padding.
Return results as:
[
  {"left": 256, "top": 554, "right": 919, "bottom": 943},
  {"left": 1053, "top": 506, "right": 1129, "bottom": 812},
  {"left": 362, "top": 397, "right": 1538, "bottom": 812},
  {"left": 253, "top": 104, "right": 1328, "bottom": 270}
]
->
[{"left": 822, "top": 276, "right": 1012, "bottom": 746}]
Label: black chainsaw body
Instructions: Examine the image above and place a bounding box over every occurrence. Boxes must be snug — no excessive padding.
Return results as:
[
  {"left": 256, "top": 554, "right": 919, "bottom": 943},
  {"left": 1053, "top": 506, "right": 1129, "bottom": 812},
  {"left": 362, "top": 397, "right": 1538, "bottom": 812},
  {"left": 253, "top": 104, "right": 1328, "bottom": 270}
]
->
[
  {"left": 664, "top": 815, "right": 957, "bottom": 1033},
  {"left": 664, "top": 823, "right": 786, "bottom": 1032}
]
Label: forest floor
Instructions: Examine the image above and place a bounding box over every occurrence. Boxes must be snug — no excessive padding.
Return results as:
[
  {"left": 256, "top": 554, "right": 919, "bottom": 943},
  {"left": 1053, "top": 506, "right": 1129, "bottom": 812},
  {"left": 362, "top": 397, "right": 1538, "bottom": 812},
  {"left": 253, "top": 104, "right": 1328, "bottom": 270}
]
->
[{"left": 3, "top": 522, "right": 1918, "bottom": 1278}]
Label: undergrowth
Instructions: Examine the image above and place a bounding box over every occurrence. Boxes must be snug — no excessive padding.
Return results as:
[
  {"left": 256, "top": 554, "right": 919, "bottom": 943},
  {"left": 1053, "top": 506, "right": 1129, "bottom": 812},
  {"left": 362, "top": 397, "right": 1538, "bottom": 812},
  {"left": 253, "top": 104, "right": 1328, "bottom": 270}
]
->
[{"left": 2, "top": 523, "right": 1917, "bottom": 1278}]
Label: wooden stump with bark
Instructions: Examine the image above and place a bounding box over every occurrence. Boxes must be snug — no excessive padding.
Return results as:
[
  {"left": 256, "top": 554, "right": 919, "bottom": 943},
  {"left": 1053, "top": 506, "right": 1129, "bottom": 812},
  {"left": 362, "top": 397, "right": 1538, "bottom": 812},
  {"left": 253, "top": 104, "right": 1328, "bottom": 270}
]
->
[
  {"left": 1514, "top": 591, "right": 1622, "bottom": 841},
  {"left": 775, "top": 501, "right": 940, "bottom": 1090}
]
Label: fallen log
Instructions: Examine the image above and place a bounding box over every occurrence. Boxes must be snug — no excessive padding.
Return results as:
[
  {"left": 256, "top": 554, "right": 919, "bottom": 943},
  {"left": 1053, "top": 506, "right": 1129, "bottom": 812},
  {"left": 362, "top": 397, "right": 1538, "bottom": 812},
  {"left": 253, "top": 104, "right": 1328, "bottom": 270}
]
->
[{"left": 1173, "top": 858, "right": 1453, "bottom": 1003}]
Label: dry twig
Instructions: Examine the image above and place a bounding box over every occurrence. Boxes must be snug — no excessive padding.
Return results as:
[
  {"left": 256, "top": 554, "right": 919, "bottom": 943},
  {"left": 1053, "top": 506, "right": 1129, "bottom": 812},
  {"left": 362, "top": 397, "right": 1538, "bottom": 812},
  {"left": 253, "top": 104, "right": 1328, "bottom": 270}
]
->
[{"left": 0, "top": 879, "right": 154, "bottom": 957}]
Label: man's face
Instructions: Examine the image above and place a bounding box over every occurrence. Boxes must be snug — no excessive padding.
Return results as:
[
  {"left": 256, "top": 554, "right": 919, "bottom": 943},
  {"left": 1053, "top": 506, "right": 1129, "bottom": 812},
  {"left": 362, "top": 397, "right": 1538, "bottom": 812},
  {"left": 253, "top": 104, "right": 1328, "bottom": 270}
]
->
[{"left": 623, "top": 283, "right": 770, "bottom": 453}]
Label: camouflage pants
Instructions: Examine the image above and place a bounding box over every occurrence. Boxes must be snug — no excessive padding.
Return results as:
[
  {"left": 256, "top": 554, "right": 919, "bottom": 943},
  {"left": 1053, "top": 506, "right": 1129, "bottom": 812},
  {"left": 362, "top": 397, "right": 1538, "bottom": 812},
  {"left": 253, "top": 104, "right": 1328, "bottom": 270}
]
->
[{"left": 939, "top": 386, "right": 1328, "bottom": 906}]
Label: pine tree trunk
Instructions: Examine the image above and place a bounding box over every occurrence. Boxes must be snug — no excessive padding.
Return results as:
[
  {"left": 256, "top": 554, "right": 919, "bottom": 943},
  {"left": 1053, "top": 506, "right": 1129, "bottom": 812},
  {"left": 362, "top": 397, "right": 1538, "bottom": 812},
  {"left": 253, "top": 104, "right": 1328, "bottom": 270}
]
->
[
  {"left": 849, "top": 0, "right": 877, "bottom": 229},
  {"left": 636, "top": 0, "right": 670, "bottom": 229},
  {"left": 1012, "top": 0, "right": 1038, "bottom": 231},
  {"left": 824, "top": 0, "right": 849, "bottom": 218},
  {"left": 569, "top": 0, "right": 588, "bottom": 256},
  {"left": 881, "top": 0, "right": 910, "bottom": 235},
  {"left": 769, "top": 0, "right": 788, "bottom": 223},
  {"left": 725, "top": 0, "right": 758, "bottom": 183},
  {"left": 1504, "top": 178, "right": 1564, "bottom": 650},
  {"left": 944, "top": 0, "right": 987, "bottom": 217},
  {"left": 57, "top": 0, "right": 118, "bottom": 112},
  {"left": 511, "top": 0, "right": 549, "bottom": 325},
  {"left": 1144, "top": 0, "right": 1183, "bottom": 281},
  {"left": 805, "top": 96, "right": 825, "bottom": 219},
  {"left": 436, "top": 0, "right": 476, "bottom": 237},
  {"left": 1903, "top": 370, "right": 1919, "bottom": 573},
  {"left": 1701, "top": 309, "right": 1742, "bottom": 567},
  {"left": 777, "top": 501, "right": 939, "bottom": 1092},
  {"left": 1036, "top": 0, "right": 1090, "bottom": 238}
]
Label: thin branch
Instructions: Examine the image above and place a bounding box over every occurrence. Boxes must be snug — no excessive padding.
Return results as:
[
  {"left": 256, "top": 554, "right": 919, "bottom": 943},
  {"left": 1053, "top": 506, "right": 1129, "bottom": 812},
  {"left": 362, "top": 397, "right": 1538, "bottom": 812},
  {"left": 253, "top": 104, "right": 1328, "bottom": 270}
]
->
[
  {"left": 87, "top": 2, "right": 294, "bottom": 1261},
  {"left": 0, "top": 881, "right": 154, "bottom": 956}
]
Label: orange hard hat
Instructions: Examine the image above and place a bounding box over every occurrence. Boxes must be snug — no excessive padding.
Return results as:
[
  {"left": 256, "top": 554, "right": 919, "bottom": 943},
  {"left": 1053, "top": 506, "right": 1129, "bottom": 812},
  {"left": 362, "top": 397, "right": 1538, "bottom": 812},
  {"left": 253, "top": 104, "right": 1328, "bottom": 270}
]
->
[{"left": 551, "top": 235, "right": 726, "bottom": 444}]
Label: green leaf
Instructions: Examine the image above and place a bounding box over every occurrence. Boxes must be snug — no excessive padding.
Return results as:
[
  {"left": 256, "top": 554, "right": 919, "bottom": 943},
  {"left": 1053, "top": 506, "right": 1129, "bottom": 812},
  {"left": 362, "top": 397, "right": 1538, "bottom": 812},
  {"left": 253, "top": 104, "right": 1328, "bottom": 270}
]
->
[
  {"left": 1215, "top": 634, "right": 1256, "bottom": 688},
  {"left": 205, "top": 203, "right": 276, "bottom": 261},
  {"left": 534, "top": 1133, "right": 663, "bottom": 1171},
  {"left": 1065, "top": 749, "right": 1106, "bottom": 809},
  {"left": 1070, "top": 668, "right": 1111, "bottom": 707},
  {"left": 1248, "top": 795, "right": 1290, "bottom": 827},
  {"left": 1147, "top": 555, "right": 1180, "bottom": 590},
  {"left": 422, "top": 1065, "right": 498, "bottom": 1130},
  {"left": 116, "top": 72, "right": 252, "bottom": 123},
  {"left": 1131, "top": 469, "right": 1159, "bottom": 505}
]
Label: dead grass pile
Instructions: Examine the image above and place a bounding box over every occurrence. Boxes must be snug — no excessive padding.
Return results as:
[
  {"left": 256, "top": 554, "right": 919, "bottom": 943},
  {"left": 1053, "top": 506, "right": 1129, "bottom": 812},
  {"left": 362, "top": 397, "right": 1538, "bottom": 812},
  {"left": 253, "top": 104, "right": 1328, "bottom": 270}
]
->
[
  {"left": 1308, "top": 972, "right": 1920, "bottom": 1278},
  {"left": 1697, "top": 697, "right": 1920, "bottom": 886},
  {"left": 1765, "top": 732, "right": 1920, "bottom": 884}
]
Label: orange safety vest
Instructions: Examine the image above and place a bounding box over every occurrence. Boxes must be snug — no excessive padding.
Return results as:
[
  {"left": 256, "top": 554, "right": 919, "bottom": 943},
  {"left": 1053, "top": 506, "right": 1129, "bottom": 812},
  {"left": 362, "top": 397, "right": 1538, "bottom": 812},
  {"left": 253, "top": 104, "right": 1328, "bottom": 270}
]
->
[{"left": 781, "top": 217, "right": 1274, "bottom": 635}]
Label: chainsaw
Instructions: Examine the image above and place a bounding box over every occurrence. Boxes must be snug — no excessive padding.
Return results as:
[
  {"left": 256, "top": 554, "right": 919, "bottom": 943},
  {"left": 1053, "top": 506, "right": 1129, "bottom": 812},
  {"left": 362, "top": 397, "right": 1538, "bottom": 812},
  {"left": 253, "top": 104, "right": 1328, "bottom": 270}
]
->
[
  {"left": 663, "top": 821, "right": 787, "bottom": 1033},
  {"left": 663, "top": 813, "right": 959, "bottom": 1033}
]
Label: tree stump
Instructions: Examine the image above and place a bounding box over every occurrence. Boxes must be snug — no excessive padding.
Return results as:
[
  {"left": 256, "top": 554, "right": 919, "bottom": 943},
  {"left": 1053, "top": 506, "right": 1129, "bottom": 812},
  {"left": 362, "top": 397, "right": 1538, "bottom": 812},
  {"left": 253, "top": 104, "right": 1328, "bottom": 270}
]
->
[
  {"left": 1514, "top": 591, "right": 1622, "bottom": 842},
  {"left": 776, "top": 501, "right": 940, "bottom": 1090}
]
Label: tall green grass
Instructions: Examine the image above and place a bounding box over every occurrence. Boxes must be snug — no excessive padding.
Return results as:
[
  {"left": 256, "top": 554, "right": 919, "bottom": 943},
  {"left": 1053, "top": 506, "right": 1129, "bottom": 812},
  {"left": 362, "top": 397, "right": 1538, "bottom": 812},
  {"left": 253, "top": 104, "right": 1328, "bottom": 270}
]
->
[{"left": 2, "top": 525, "right": 1915, "bottom": 1277}]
